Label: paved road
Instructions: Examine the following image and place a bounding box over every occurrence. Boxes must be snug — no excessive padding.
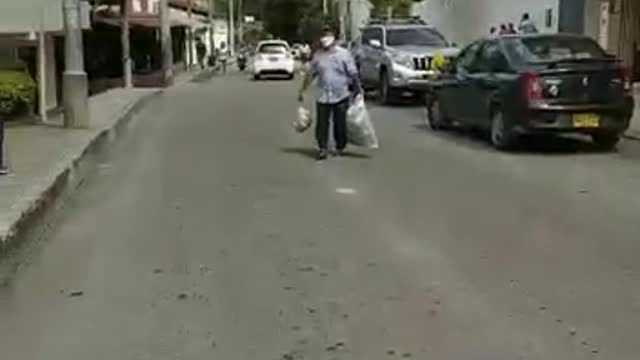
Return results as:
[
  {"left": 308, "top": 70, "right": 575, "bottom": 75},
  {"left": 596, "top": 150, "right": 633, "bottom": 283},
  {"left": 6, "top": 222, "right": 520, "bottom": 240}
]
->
[{"left": 2, "top": 73, "right": 640, "bottom": 360}]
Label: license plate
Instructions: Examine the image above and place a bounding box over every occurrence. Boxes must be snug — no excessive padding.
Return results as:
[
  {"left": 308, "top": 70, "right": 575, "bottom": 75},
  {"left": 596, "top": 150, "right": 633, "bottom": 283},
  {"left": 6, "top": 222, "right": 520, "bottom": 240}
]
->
[
  {"left": 573, "top": 113, "right": 600, "bottom": 128},
  {"left": 269, "top": 57, "right": 279, "bottom": 62}
]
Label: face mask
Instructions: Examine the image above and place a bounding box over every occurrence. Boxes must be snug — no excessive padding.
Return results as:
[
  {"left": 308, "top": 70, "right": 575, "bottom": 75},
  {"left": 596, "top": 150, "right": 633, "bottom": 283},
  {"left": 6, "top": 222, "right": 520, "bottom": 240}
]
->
[{"left": 320, "top": 36, "right": 335, "bottom": 48}]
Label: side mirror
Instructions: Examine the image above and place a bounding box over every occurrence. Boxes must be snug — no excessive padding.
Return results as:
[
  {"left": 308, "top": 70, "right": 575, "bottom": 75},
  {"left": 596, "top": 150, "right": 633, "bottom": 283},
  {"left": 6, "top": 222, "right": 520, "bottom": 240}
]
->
[{"left": 369, "top": 39, "right": 382, "bottom": 48}]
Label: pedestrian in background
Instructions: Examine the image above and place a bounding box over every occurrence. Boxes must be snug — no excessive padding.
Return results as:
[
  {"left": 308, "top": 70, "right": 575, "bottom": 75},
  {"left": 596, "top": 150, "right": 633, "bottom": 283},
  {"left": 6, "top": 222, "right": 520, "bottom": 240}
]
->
[
  {"left": 489, "top": 27, "right": 497, "bottom": 38},
  {"left": 298, "top": 26, "right": 362, "bottom": 160},
  {"left": 499, "top": 24, "right": 508, "bottom": 35},
  {"left": 507, "top": 23, "right": 518, "bottom": 34},
  {"left": 196, "top": 38, "right": 207, "bottom": 69},
  {"left": 519, "top": 13, "right": 538, "bottom": 34}
]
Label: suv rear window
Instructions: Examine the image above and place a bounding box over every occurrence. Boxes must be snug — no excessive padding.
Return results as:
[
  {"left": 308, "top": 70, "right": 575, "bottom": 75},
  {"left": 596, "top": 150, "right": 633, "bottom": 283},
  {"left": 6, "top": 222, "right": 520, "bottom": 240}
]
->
[
  {"left": 386, "top": 28, "right": 447, "bottom": 47},
  {"left": 503, "top": 36, "right": 607, "bottom": 64},
  {"left": 258, "top": 43, "right": 288, "bottom": 54}
]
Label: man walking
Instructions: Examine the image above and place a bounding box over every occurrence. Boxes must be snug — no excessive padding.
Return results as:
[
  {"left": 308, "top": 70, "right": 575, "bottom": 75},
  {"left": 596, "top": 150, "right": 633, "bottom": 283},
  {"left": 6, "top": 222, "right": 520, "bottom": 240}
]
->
[
  {"left": 298, "top": 26, "right": 361, "bottom": 160},
  {"left": 518, "top": 13, "right": 538, "bottom": 34}
]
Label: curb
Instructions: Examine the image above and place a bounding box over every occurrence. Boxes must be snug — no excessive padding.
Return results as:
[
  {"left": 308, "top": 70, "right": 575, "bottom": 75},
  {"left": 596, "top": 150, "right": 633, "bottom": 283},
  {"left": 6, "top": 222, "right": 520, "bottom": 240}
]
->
[
  {"left": 623, "top": 131, "right": 640, "bottom": 141},
  {"left": 0, "top": 88, "right": 164, "bottom": 255}
]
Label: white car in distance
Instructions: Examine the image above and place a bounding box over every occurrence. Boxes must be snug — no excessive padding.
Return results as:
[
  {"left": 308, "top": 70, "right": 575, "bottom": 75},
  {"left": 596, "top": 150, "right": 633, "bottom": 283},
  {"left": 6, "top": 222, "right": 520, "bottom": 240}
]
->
[{"left": 253, "top": 40, "right": 295, "bottom": 80}]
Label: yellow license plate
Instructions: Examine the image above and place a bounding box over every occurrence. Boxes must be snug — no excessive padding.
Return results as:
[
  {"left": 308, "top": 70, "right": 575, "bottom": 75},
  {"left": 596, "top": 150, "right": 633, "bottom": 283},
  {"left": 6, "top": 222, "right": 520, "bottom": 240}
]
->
[{"left": 573, "top": 113, "right": 600, "bottom": 128}]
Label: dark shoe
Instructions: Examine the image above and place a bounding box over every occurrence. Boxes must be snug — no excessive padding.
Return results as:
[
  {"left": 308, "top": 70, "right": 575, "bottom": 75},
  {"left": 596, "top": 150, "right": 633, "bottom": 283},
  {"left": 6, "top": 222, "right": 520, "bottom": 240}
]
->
[
  {"left": 316, "top": 149, "right": 328, "bottom": 161},
  {"left": 334, "top": 148, "right": 346, "bottom": 157},
  {"left": 0, "top": 167, "right": 9, "bottom": 176}
]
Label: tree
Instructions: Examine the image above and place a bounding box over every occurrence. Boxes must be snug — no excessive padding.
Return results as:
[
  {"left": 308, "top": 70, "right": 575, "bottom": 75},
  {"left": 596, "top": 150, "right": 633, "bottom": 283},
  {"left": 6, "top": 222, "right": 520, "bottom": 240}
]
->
[
  {"left": 261, "top": 0, "right": 338, "bottom": 43},
  {"left": 369, "top": 0, "right": 416, "bottom": 17}
]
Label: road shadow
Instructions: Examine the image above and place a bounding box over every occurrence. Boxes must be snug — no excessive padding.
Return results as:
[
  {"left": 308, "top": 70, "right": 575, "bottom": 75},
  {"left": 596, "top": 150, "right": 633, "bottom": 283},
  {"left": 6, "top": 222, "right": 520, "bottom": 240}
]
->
[
  {"left": 412, "top": 123, "right": 618, "bottom": 155},
  {"left": 280, "top": 146, "right": 371, "bottom": 160}
]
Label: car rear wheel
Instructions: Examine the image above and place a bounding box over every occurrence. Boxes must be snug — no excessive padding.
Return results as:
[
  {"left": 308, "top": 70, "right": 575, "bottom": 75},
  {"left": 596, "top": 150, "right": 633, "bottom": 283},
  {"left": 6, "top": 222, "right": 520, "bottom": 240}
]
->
[
  {"left": 253, "top": 74, "right": 261, "bottom": 81},
  {"left": 591, "top": 133, "right": 620, "bottom": 151},
  {"left": 490, "top": 110, "right": 516, "bottom": 150},
  {"left": 427, "top": 96, "right": 451, "bottom": 131},
  {"left": 286, "top": 73, "right": 295, "bottom": 80}
]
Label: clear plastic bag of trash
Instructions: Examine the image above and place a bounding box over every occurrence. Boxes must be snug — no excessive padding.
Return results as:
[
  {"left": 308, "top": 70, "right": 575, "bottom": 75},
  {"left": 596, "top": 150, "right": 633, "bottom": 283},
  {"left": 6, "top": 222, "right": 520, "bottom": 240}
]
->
[
  {"left": 347, "top": 95, "right": 379, "bottom": 149},
  {"left": 293, "top": 106, "right": 312, "bottom": 133}
]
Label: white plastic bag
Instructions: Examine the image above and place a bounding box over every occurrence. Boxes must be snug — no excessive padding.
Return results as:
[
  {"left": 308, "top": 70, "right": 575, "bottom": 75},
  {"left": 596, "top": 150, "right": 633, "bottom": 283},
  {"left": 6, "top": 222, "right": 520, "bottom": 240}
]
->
[
  {"left": 347, "top": 95, "right": 379, "bottom": 149},
  {"left": 293, "top": 106, "right": 312, "bottom": 133}
]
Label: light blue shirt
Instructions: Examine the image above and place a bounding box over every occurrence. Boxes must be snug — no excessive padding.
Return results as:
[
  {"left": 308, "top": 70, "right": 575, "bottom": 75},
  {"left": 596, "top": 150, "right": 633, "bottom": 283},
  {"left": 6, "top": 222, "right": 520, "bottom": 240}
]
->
[{"left": 311, "top": 46, "right": 360, "bottom": 104}]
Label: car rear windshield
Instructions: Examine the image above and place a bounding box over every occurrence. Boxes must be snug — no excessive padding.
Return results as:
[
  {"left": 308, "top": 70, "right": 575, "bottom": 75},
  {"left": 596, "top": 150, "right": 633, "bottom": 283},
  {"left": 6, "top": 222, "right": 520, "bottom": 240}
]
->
[
  {"left": 386, "top": 28, "right": 448, "bottom": 47},
  {"left": 503, "top": 36, "right": 607, "bottom": 64},
  {"left": 258, "top": 44, "right": 288, "bottom": 54}
]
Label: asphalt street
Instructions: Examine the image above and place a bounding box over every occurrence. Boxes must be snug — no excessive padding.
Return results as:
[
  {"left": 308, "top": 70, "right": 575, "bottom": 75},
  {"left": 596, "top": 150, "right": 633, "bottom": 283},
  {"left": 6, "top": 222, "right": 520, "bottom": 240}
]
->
[{"left": 1, "top": 72, "right": 640, "bottom": 360}]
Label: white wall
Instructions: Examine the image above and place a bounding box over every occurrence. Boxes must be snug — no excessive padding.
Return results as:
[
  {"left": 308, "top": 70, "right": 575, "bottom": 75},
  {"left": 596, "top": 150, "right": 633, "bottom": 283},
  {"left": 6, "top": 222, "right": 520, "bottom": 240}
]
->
[
  {"left": 417, "top": 0, "right": 560, "bottom": 46},
  {"left": 0, "top": 0, "right": 64, "bottom": 33}
]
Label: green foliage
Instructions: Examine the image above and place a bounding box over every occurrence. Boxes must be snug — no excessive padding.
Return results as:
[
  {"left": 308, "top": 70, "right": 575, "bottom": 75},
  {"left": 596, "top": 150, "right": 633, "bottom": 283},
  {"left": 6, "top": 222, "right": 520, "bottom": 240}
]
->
[
  {"left": 0, "top": 69, "right": 36, "bottom": 117},
  {"left": 370, "top": 0, "right": 417, "bottom": 17},
  {"left": 261, "top": 0, "right": 339, "bottom": 43}
]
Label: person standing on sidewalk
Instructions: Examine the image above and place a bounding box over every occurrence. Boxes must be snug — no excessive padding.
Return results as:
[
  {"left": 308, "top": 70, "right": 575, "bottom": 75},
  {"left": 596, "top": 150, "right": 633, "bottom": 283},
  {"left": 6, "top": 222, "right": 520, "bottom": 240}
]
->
[{"left": 298, "top": 26, "right": 362, "bottom": 160}]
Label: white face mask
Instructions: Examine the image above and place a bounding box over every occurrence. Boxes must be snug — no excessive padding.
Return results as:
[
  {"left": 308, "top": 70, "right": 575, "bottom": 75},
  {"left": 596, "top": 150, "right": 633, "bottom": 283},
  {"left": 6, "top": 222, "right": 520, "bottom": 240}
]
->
[{"left": 320, "top": 36, "right": 335, "bottom": 48}]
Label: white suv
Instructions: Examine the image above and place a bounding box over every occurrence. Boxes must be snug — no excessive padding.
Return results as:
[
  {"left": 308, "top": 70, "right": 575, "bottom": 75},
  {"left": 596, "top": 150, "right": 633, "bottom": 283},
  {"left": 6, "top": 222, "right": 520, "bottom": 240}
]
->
[{"left": 253, "top": 40, "right": 296, "bottom": 80}]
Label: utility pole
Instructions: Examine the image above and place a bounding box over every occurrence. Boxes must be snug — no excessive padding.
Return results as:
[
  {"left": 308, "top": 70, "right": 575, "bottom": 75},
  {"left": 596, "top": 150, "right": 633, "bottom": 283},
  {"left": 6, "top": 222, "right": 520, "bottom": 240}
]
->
[
  {"left": 323, "top": 0, "right": 328, "bottom": 15},
  {"left": 187, "top": 0, "right": 193, "bottom": 70},
  {"left": 228, "top": 0, "right": 235, "bottom": 56},
  {"left": 121, "top": 0, "right": 132, "bottom": 88},
  {"left": 237, "top": 0, "right": 243, "bottom": 45},
  {"left": 208, "top": 0, "right": 215, "bottom": 58},
  {"left": 62, "top": 0, "right": 89, "bottom": 128},
  {"left": 160, "top": 0, "right": 174, "bottom": 86}
]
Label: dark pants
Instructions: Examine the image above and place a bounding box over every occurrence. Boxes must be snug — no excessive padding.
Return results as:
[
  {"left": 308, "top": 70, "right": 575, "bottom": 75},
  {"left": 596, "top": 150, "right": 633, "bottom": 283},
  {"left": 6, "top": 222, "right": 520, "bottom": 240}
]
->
[{"left": 316, "top": 97, "right": 349, "bottom": 151}]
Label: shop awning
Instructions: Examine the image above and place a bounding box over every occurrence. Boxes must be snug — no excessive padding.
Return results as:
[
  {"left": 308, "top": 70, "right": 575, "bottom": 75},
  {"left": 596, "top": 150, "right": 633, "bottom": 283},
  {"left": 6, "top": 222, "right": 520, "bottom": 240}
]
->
[{"left": 94, "top": 7, "right": 206, "bottom": 28}]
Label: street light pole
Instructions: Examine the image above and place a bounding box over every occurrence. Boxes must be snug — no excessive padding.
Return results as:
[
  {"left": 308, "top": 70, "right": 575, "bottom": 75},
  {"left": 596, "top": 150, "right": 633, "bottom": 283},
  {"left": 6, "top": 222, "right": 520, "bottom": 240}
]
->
[
  {"left": 159, "top": 0, "right": 174, "bottom": 86},
  {"left": 323, "top": 0, "right": 328, "bottom": 15},
  {"left": 62, "top": 0, "right": 89, "bottom": 128},
  {"left": 228, "top": 0, "right": 235, "bottom": 56},
  {"left": 237, "top": 0, "right": 243, "bottom": 45}
]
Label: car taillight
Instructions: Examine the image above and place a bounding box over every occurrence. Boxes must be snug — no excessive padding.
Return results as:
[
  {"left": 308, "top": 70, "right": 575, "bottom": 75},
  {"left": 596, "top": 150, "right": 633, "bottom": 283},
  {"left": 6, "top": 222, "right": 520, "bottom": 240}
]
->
[
  {"left": 256, "top": 54, "right": 264, "bottom": 61},
  {"left": 523, "top": 72, "right": 543, "bottom": 103}
]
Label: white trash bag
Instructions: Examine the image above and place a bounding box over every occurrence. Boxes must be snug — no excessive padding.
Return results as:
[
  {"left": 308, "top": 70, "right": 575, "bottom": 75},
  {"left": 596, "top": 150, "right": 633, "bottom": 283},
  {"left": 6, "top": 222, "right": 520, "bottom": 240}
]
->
[
  {"left": 347, "top": 95, "right": 379, "bottom": 149},
  {"left": 293, "top": 106, "right": 312, "bottom": 133}
]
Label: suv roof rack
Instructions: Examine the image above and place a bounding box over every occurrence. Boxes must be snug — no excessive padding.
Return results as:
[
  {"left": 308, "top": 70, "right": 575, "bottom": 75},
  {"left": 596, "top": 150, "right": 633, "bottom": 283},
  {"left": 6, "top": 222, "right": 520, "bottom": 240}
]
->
[{"left": 367, "top": 16, "right": 427, "bottom": 25}]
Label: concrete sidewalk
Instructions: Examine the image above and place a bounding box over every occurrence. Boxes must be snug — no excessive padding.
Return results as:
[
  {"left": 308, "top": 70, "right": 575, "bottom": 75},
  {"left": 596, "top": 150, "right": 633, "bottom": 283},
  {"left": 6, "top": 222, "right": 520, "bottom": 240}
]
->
[{"left": 0, "top": 72, "right": 196, "bottom": 251}]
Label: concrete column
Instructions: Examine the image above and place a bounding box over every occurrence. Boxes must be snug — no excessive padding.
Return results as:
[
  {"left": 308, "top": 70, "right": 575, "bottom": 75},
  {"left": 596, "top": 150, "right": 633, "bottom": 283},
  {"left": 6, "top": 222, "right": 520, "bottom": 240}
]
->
[
  {"left": 187, "top": 0, "right": 194, "bottom": 70},
  {"left": 62, "top": 0, "right": 89, "bottom": 128},
  {"left": 122, "top": 0, "right": 133, "bottom": 88},
  {"left": 37, "top": 24, "right": 47, "bottom": 122},
  {"left": 237, "top": 0, "right": 243, "bottom": 45},
  {"left": 160, "top": 0, "right": 174, "bottom": 86}
]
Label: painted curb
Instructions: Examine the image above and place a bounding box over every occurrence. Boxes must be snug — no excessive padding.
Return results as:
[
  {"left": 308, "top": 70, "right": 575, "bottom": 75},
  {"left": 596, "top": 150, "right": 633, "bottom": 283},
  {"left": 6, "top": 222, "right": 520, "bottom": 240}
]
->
[{"left": 0, "top": 88, "right": 164, "bottom": 255}]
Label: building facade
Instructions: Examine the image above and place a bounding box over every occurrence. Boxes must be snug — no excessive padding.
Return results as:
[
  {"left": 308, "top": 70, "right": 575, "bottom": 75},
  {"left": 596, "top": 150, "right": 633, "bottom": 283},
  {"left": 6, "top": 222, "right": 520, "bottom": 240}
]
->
[{"left": 414, "top": 0, "right": 604, "bottom": 46}]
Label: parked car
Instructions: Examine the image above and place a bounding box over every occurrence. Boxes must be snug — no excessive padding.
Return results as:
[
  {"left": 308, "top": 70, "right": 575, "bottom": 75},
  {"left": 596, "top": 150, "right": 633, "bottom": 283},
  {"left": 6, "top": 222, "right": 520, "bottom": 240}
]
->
[
  {"left": 419, "top": 34, "right": 634, "bottom": 150},
  {"left": 253, "top": 40, "right": 295, "bottom": 80},
  {"left": 351, "top": 17, "right": 460, "bottom": 104}
]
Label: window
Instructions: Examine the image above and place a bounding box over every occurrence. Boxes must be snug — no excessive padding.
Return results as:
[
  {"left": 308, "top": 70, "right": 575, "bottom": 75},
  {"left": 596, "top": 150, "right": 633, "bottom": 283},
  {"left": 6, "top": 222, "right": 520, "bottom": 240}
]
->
[
  {"left": 386, "top": 28, "right": 447, "bottom": 47},
  {"left": 503, "top": 36, "right": 607, "bottom": 65},
  {"left": 456, "top": 42, "right": 482, "bottom": 72},
  {"left": 471, "top": 41, "right": 509, "bottom": 73},
  {"left": 362, "top": 27, "right": 383, "bottom": 45},
  {"left": 258, "top": 43, "right": 288, "bottom": 54}
]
